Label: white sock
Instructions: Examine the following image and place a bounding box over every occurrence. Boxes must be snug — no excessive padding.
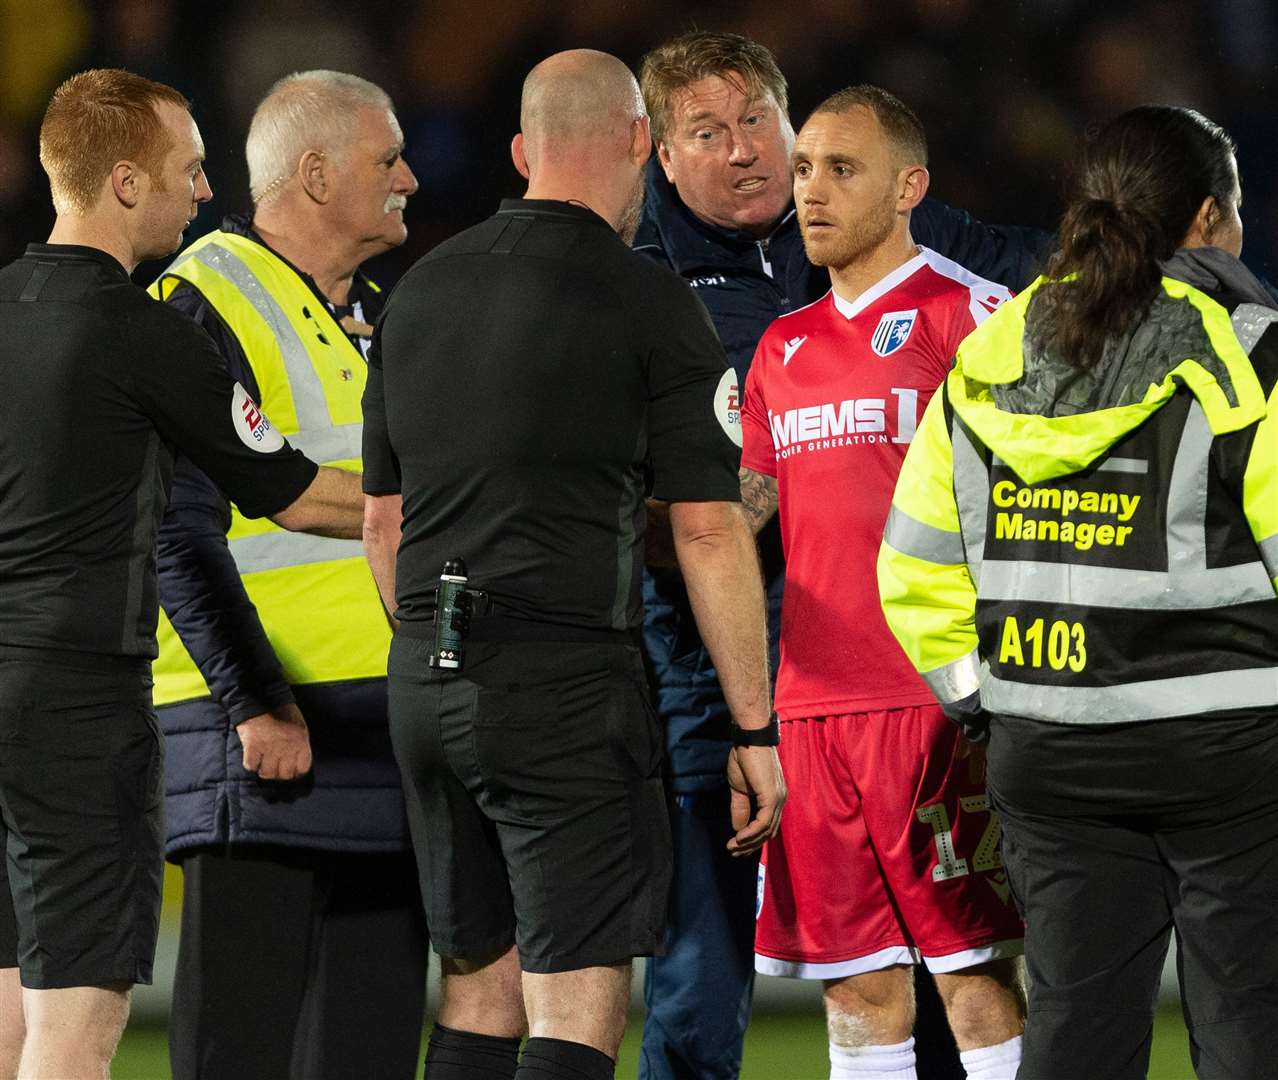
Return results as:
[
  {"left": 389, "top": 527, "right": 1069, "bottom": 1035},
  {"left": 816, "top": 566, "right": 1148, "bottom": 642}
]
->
[
  {"left": 829, "top": 1037, "right": 917, "bottom": 1079},
  {"left": 959, "top": 1034, "right": 1023, "bottom": 1080}
]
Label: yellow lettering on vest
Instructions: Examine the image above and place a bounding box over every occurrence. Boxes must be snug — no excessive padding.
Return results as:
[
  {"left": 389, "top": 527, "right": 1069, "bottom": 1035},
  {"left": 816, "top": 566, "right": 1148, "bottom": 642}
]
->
[
  {"left": 1094, "top": 524, "right": 1115, "bottom": 545},
  {"left": 1061, "top": 490, "right": 1080, "bottom": 516},
  {"left": 995, "top": 513, "right": 1022, "bottom": 540},
  {"left": 999, "top": 617, "right": 1024, "bottom": 666},
  {"left": 1098, "top": 493, "right": 1119, "bottom": 515},
  {"left": 992, "top": 480, "right": 1016, "bottom": 508},
  {"left": 1078, "top": 491, "right": 1099, "bottom": 513},
  {"left": 1117, "top": 494, "right": 1141, "bottom": 521},
  {"left": 1075, "top": 522, "right": 1095, "bottom": 551},
  {"left": 1030, "top": 489, "right": 1062, "bottom": 511},
  {"left": 1115, "top": 525, "right": 1133, "bottom": 546},
  {"left": 1059, "top": 521, "right": 1075, "bottom": 543},
  {"left": 1069, "top": 623, "right": 1087, "bottom": 672}
]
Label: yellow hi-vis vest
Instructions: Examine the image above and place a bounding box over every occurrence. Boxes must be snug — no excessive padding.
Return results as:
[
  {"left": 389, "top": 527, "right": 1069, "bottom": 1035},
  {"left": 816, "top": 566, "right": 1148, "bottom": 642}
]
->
[{"left": 149, "top": 230, "right": 390, "bottom": 706}]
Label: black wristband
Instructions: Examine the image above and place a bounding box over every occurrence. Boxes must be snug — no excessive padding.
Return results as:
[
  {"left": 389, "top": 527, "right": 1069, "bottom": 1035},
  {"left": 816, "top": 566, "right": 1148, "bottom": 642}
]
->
[{"left": 730, "top": 715, "right": 780, "bottom": 747}]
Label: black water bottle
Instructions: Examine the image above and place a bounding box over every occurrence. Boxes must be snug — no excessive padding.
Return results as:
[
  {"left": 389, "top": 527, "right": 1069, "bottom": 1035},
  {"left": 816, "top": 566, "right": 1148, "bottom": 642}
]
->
[{"left": 429, "top": 558, "right": 469, "bottom": 670}]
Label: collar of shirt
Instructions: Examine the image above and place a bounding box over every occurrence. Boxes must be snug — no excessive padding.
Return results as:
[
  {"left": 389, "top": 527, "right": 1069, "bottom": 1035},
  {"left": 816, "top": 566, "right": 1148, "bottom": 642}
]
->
[
  {"left": 496, "top": 198, "right": 614, "bottom": 232},
  {"left": 218, "top": 212, "right": 382, "bottom": 342},
  {"left": 25, "top": 242, "right": 130, "bottom": 281}
]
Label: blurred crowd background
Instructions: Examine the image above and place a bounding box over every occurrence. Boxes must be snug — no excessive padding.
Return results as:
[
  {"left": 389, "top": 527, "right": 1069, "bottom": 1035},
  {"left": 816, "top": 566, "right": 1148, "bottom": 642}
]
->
[{"left": 2, "top": 0, "right": 1276, "bottom": 288}]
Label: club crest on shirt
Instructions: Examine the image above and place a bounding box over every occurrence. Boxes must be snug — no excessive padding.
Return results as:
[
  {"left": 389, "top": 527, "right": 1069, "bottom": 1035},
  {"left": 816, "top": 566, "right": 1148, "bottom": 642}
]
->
[{"left": 870, "top": 309, "right": 918, "bottom": 357}]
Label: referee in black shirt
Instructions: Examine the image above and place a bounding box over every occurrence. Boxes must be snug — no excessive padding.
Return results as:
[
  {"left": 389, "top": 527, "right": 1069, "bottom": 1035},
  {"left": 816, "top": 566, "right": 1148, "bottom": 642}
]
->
[
  {"left": 363, "top": 50, "right": 784, "bottom": 1080},
  {"left": 0, "top": 70, "right": 364, "bottom": 1078}
]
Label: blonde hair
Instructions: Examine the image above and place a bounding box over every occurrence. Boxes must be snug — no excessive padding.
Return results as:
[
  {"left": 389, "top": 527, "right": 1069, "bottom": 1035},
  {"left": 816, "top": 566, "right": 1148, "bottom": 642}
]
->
[{"left": 639, "top": 32, "right": 788, "bottom": 145}]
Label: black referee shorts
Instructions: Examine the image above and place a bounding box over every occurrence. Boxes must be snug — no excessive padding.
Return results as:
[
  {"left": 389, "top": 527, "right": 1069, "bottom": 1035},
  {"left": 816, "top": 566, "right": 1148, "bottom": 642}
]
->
[
  {"left": 0, "top": 652, "right": 164, "bottom": 987},
  {"left": 388, "top": 635, "right": 671, "bottom": 974}
]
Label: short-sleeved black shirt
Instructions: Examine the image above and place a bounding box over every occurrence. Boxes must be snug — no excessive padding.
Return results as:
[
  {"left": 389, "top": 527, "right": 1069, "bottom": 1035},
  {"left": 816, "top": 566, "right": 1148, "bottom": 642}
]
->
[
  {"left": 0, "top": 244, "right": 317, "bottom": 660},
  {"left": 364, "top": 199, "right": 740, "bottom": 636}
]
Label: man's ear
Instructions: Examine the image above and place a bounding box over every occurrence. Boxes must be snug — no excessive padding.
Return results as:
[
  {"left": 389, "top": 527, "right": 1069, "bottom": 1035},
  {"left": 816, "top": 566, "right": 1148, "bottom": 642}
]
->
[
  {"left": 298, "top": 149, "right": 328, "bottom": 203},
  {"left": 110, "top": 161, "right": 141, "bottom": 208},
  {"left": 898, "top": 165, "right": 930, "bottom": 212},
  {"left": 655, "top": 141, "right": 677, "bottom": 184},
  {"left": 511, "top": 133, "right": 530, "bottom": 180},
  {"left": 631, "top": 115, "right": 652, "bottom": 169}
]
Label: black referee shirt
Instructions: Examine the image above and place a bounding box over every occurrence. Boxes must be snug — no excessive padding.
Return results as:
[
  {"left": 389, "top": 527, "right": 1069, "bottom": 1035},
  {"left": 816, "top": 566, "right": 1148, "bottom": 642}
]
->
[
  {"left": 0, "top": 243, "right": 317, "bottom": 660},
  {"left": 364, "top": 199, "right": 741, "bottom": 636}
]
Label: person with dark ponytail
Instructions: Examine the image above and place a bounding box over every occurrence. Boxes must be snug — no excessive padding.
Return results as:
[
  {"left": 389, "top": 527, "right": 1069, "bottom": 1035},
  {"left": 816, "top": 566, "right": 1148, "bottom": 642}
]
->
[{"left": 877, "top": 104, "right": 1278, "bottom": 1079}]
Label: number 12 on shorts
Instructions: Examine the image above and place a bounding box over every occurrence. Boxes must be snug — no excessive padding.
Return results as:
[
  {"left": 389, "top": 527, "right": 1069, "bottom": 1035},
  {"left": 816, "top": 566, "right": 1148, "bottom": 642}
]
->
[{"left": 916, "top": 796, "right": 1001, "bottom": 882}]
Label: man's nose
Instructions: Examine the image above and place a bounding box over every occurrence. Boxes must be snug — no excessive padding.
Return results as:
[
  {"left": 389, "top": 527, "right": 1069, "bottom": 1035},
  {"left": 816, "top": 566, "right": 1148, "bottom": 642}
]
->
[
  {"left": 728, "top": 131, "right": 758, "bottom": 166},
  {"left": 394, "top": 158, "right": 419, "bottom": 195}
]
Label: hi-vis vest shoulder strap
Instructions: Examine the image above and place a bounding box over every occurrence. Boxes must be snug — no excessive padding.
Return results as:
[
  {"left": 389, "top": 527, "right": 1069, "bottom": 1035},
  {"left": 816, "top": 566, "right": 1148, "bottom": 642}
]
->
[
  {"left": 150, "top": 231, "right": 390, "bottom": 705},
  {"left": 942, "top": 298, "right": 1278, "bottom": 725}
]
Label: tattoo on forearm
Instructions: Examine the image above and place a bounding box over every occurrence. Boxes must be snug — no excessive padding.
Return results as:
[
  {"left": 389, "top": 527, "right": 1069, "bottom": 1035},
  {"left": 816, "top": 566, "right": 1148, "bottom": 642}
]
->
[{"left": 739, "top": 468, "right": 779, "bottom": 534}]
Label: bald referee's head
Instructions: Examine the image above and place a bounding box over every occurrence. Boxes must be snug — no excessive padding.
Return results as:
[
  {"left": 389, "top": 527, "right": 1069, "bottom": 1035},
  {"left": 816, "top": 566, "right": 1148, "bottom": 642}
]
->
[{"left": 511, "top": 50, "right": 651, "bottom": 243}]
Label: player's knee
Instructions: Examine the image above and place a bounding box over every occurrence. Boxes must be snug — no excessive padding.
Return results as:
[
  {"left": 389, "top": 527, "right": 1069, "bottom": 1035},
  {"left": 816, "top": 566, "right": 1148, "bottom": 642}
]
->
[
  {"left": 824, "top": 968, "right": 915, "bottom": 1046},
  {"left": 936, "top": 959, "right": 1026, "bottom": 1047}
]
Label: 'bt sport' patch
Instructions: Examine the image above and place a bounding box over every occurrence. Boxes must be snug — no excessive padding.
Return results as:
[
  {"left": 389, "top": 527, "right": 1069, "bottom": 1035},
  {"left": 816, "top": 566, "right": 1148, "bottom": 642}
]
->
[
  {"left": 871, "top": 309, "right": 919, "bottom": 357},
  {"left": 714, "top": 368, "right": 743, "bottom": 448},
  {"left": 231, "top": 382, "right": 285, "bottom": 453}
]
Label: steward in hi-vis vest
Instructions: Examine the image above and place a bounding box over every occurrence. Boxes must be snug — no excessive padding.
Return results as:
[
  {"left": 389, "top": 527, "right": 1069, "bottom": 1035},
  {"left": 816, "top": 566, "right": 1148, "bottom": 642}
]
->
[
  {"left": 877, "top": 250, "right": 1278, "bottom": 730},
  {"left": 149, "top": 220, "right": 402, "bottom": 853},
  {"left": 150, "top": 68, "right": 427, "bottom": 1080}
]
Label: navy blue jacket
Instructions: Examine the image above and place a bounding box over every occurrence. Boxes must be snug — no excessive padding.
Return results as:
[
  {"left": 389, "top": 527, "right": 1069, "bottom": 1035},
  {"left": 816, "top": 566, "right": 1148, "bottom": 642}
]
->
[
  {"left": 156, "top": 215, "right": 409, "bottom": 857},
  {"left": 635, "top": 160, "right": 1052, "bottom": 791}
]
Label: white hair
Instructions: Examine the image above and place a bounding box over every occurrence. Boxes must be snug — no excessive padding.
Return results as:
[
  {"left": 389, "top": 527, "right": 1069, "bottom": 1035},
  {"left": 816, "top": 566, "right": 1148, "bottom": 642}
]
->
[{"left": 247, "top": 70, "right": 394, "bottom": 205}]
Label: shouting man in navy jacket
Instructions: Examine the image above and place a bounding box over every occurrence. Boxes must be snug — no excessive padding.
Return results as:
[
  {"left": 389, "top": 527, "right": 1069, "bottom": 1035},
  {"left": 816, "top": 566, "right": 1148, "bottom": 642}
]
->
[{"left": 633, "top": 31, "right": 1049, "bottom": 1080}]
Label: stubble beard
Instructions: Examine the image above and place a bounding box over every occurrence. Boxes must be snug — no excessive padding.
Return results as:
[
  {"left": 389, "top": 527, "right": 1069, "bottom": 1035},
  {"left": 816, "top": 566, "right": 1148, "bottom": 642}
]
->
[
  {"left": 617, "top": 172, "right": 646, "bottom": 247},
  {"left": 803, "top": 186, "right": 897, "bottom": 272}
]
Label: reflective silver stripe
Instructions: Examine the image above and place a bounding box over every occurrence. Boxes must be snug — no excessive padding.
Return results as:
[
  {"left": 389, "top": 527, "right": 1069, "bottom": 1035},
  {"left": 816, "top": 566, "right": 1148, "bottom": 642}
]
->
[
  {"left": 883, "top": 505, "right": 965, "bottom": 565},
  {"left": 982, "top": 666, "right": 1278, "bottom": 724},
  {"left": 1166, "top": 400, "right": 1210, "bottom": 572},
  {"left": 1260, "top": 533, "right": 1278, "bottom": 582},
  {"left": 975, "top": 398, "right": 1274, "bottom": 609},
  {"left": 1095, "top": 457, "right": 1148, "bottom": 474},
  {"left": 289, "top": 423, "right": 363, "bottom": 464},
  {"left": 1231, "top": 303, "right": 1278, "bottom": 356},
  {"left": 922, "top": 649, "right": 983, "bottom": 704},
  {"left": 172, "top": 243, "right": 332, "bottom": 430},
  {"left": 951, "top": 419, "right": 988, "bottom": 589},
  {"left": 228, "top": 533, "right": 365, "bottom": 576},
  {"left": 976, "top": 558, "right": 1272, "bottom": 610}
]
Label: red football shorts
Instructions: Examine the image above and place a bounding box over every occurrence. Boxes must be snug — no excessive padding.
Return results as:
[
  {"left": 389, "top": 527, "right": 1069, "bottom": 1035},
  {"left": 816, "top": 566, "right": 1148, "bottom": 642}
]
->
[{"left": 754, "top": 704, "right": 1023, "bottom": 978}]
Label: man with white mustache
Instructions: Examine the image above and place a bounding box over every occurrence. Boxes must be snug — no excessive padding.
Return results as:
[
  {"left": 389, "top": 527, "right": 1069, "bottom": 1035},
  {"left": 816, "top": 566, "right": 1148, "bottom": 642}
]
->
[{"left": 149, "top": 70, "right": 427, "bottom": 1079}]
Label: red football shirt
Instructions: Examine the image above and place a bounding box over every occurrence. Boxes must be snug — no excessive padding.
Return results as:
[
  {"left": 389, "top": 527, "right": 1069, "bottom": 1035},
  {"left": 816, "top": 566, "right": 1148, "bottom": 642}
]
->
[{"left": 740, "top": 247, "right": 1009, "bottom": 719}]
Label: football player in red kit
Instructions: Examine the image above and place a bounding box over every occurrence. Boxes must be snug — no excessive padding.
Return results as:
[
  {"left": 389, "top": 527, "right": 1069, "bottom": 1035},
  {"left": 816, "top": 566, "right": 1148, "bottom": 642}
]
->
[{"left": 740, "top": 86, "right": 1026, "bottom": 1080}]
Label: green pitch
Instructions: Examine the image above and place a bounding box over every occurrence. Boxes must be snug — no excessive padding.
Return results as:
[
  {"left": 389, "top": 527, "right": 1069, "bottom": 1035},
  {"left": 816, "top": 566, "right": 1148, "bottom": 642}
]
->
[{"left": 113, "top": 1006, "right": 1196, "bottom": 1079}]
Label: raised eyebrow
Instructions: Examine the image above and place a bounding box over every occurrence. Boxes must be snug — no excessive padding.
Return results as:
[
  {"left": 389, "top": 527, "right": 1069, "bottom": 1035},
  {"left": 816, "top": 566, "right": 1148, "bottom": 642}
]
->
[{"left": 683, "top": 109, "right": 722, "bottom": 128}]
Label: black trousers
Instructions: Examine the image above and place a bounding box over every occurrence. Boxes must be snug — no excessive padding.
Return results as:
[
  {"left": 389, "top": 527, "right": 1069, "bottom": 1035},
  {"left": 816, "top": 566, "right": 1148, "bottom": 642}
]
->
[
  {"left": 168, "top": 846, "right": 429, "bottom": 1080},
  {"left": 988, "top": 712, "right": 1278, "bottom": 1080}
]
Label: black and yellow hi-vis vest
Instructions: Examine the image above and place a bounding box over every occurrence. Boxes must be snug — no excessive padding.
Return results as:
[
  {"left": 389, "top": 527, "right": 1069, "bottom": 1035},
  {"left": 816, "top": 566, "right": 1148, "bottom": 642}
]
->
[
  {"left": 148, "top": 230, "right": 391, "bottom": 705},
  {"left": 879, "top": 275, "right": 1278, "bottom": 725}
]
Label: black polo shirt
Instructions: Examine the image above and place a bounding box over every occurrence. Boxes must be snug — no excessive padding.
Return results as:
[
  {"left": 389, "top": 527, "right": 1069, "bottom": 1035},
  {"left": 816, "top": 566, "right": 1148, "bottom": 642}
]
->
[
  {"left": 364, "top": 199, "right": 740, "bottom": 636},
  {"left": 0, "top": 243, "right": 316, "bottom": 661}
]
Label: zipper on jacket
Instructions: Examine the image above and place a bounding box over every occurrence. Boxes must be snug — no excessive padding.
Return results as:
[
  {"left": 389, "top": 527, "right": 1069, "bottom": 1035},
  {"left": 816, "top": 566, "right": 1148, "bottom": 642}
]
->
[{"left": 757, "top": 238, "right": 774, "bottom": 279}]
